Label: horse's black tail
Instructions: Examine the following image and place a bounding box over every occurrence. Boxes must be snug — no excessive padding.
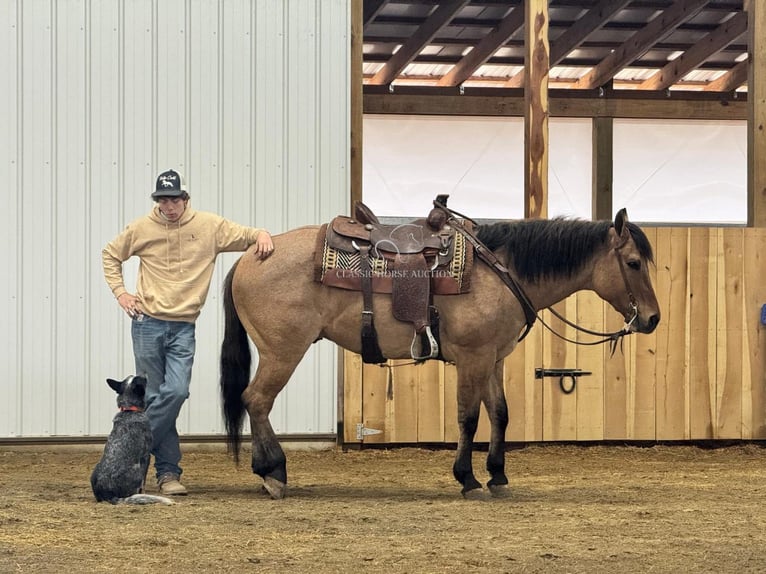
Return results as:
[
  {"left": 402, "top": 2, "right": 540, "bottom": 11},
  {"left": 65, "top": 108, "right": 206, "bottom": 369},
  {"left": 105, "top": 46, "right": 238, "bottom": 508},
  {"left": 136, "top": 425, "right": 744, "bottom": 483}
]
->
[{"left": 220, "top": 258, "right": 251, "bottom": 464}]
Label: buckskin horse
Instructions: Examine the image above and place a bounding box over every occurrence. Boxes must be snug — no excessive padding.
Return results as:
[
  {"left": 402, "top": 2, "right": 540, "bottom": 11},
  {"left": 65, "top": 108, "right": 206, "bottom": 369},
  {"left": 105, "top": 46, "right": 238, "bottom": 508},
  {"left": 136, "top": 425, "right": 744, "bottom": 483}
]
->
[{"left": 220, "top": 200, "right": 660, "bottom": 499}]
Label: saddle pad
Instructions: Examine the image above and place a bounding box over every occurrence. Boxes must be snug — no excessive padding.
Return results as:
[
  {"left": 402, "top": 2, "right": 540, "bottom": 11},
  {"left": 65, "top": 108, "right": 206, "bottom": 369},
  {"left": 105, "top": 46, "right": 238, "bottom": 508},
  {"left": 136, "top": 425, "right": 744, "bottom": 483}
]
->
[{"left": 314, "top": 223, "right": 474, "bottom": 295}]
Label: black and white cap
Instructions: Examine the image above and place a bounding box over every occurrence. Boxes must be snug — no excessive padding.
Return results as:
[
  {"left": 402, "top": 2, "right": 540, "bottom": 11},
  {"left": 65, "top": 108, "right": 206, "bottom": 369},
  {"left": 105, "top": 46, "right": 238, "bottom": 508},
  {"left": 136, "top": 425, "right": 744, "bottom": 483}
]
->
[{"left": 152, "top": 169, "right": 187, "bottom": 199}]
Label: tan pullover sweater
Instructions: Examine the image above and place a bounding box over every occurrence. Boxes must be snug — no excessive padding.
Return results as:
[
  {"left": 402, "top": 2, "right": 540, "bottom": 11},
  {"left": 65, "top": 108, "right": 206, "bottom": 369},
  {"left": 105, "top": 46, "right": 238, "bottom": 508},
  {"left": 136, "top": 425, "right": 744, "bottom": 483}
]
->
[{"left": 102, "top": 204, "right": 265, "bottom": 323}]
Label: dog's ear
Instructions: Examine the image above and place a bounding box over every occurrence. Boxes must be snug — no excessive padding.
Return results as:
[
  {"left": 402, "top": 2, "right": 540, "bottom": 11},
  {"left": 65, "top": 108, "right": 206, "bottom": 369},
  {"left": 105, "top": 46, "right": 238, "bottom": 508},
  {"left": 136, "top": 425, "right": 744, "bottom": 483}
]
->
[
  {"left": 106, "top": 378, "right": 124, "bottom": 394},
  {"left": 132, "top": 376, "right": 147, "bottom": 397}
]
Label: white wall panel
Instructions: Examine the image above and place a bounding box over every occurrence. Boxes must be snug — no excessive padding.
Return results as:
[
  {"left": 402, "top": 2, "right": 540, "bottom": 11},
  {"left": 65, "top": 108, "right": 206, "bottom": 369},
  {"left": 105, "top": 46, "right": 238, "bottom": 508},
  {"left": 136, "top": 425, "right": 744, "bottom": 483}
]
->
[
  {"left": 55, "top": 0, "right": 89, "bottom": 435},
  {"left": 0, "top": 0, "right": 20, "bottom": 437},
  {"left": 0, "top": 0, "right": 350, "bottom": 438},
  {"left": 20, "top": 0, "right": 55, "bottom": 436},
  {"left": 87, "top": 0, "right": 130, "bottom": 436}
]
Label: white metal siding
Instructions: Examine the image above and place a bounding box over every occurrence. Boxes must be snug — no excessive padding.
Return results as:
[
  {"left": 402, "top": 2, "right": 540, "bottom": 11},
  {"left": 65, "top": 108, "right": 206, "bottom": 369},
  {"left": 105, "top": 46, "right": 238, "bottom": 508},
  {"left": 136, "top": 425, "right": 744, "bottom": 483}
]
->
[{"left": 0, "top": 0, "right": 349, "bottom": 438}]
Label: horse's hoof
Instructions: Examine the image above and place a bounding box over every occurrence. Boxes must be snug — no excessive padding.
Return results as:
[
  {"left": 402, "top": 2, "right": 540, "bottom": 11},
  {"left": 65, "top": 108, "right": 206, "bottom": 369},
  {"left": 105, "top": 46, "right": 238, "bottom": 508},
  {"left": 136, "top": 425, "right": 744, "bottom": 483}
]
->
[
  {"left": 488, "top": 484, "right": 511, "bottom": 498},
  {"left": 262, "top": 476, "right": 286, "bottom": 500}
]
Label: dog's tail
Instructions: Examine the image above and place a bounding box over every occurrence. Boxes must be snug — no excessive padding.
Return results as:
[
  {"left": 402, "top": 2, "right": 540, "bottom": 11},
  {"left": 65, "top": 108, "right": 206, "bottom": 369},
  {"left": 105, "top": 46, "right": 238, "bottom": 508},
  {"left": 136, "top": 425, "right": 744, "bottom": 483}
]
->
[
  {"left": 120, "top": 494, "right": 174, "bottom": 505},
  {"left": 220, "top": 258, "right": 251, "bottom": 464}
]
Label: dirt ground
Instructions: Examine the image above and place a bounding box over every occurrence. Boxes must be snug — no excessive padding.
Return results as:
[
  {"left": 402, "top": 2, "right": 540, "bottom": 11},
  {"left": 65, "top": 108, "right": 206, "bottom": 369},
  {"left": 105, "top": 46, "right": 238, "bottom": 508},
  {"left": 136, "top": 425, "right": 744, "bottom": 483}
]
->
[{"left": 2, "top": 443, "right": 766, "bottom": 573}]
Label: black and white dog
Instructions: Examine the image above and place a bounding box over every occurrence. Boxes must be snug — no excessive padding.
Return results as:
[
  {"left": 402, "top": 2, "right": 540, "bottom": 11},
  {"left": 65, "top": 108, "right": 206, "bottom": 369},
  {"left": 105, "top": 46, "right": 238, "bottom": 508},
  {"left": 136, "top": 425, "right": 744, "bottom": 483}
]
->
[{"left": 90, "top": 375, "right": 173, "bottom": 505}]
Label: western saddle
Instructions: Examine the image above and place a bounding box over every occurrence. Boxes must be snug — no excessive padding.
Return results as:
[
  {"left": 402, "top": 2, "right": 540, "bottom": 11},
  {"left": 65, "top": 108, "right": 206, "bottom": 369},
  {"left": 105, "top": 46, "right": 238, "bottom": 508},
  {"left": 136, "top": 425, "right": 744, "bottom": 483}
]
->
[{"left": 316, "top": 195, "right": 473, "bottom": 363}]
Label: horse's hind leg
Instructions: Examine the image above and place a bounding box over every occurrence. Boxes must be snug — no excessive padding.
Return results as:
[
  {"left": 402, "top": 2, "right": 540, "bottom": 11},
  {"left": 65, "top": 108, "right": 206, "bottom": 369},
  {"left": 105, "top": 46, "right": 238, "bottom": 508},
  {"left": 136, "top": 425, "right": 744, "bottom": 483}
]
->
[{"left": 484, "top": 359, "right": 510, "bottom": 497}]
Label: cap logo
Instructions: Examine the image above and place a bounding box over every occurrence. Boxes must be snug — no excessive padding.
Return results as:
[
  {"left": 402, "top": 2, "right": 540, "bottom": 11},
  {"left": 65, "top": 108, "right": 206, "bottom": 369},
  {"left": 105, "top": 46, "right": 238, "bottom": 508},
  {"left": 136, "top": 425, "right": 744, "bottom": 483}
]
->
[{"left": 159, "top": 174, "right": 178, "bottom": 187}]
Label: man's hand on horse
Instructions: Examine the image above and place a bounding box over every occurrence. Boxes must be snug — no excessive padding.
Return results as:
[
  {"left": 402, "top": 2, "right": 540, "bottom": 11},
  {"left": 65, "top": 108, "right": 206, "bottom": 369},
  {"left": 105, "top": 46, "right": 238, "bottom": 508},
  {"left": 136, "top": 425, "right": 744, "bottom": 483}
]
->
[
  {"left": 117, "top": 292, "right": 143, "bottom": 318},
  {"left": 253, "top": 231, "right": 275, "bottom": 259}
]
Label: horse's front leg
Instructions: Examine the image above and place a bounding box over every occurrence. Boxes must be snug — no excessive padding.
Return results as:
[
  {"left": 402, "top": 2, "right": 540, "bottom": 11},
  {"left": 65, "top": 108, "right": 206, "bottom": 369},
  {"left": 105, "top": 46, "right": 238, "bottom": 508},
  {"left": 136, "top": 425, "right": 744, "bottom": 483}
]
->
[
  {"left": 484, "top": 358, "right": 510, "bottom": 496},
  {"left": 452, "top": 363, "right": 486, "bottom": 497}
]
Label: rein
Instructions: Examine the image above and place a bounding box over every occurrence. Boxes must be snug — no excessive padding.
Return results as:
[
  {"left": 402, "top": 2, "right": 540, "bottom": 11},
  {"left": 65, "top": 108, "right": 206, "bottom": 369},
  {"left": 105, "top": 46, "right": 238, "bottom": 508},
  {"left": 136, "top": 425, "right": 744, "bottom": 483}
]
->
[{"left": 433, "top": 199, "right": 637, "bottom": 353}]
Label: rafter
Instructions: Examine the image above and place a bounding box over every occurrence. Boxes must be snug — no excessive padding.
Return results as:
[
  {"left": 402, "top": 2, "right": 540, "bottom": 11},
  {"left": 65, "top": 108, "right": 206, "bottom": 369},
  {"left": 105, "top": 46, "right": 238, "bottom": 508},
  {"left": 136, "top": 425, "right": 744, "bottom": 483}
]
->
[
  {"left": 703, "top": 57, "right": 749, "bottom": 91},
  {"left": 575, "top": 0, "right": 710, "bottom": 89},
  {"left": 505, "top": 0, "right": 632, "bottom": 88},
  {"left": 368, "top": 0, "right": 469, "bottom": 86},
  {"left": 639, "top": 11, "right": 748, "bottom": 90},
  {"left": 436, "top": 5, "right": 524, "bottom": 87}
]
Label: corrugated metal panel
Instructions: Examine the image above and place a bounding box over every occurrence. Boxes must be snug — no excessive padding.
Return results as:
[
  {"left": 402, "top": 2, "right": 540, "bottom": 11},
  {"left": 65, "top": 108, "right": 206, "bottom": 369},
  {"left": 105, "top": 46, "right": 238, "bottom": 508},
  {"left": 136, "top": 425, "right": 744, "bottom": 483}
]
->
[
  {"left": 0, "top": 0, "right": 350, "bottom": 438},
  {"left": 0, "top": 0, "right": 20, "bottom": 437}
]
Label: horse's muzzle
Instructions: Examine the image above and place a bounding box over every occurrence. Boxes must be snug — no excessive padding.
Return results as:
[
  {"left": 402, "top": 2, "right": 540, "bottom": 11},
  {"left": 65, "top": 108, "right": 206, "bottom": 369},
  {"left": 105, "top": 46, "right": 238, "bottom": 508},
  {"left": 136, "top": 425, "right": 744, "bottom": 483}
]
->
[{"left": 635, "top": 313, "right": 660, "bottom": 334}]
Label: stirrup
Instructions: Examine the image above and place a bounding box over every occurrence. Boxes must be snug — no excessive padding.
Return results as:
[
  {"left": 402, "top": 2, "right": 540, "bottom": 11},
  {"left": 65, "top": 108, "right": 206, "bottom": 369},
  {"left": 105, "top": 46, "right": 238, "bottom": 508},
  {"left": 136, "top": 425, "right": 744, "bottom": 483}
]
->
[{"left": 410, "top": 326, "right": 439, "bottom": 362}]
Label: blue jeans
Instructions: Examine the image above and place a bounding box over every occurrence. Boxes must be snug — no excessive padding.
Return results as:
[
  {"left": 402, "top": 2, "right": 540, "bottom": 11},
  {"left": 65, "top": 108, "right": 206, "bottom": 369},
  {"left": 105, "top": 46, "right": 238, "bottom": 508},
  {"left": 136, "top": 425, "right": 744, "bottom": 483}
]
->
[{"left": 131, "top": 315, "right": 196, "bottom": 480}]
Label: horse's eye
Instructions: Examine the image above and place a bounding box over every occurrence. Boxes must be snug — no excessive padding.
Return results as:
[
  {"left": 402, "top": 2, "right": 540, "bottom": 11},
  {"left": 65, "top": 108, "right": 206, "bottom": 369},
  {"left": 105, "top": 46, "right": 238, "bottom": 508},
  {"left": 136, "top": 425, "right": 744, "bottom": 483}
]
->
[{"left": 627, "top": 260, "right": 641, "bottom": 271}]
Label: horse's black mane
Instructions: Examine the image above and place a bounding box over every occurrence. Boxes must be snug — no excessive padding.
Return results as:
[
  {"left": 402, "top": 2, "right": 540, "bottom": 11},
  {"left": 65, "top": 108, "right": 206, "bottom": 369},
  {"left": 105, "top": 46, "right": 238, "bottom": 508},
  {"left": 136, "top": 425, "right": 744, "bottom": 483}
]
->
[{"left": 475, "top": 217, "right": 654, "bottom": 282}]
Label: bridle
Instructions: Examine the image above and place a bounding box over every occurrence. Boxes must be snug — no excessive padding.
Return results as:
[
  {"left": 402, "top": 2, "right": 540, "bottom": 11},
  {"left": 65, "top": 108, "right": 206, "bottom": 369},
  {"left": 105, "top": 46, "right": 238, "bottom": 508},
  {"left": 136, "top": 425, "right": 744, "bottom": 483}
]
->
[{"left": 434, "top": 199, "right": 640, "bottom": 355}]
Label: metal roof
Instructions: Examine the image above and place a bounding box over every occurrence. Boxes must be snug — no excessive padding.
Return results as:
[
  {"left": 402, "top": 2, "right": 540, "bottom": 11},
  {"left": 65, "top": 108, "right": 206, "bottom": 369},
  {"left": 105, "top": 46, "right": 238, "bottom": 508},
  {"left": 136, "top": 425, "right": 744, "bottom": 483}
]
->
[{"left": 362, "top": 1, "right": 748, "bottom": 92}]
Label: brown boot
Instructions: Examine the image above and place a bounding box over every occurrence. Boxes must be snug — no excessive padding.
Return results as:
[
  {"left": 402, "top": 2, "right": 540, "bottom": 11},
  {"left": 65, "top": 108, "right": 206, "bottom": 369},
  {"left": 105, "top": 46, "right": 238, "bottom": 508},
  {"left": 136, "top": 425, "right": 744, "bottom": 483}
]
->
[{"left": 158, "top": 473, "right": 188, "bottom": 496}]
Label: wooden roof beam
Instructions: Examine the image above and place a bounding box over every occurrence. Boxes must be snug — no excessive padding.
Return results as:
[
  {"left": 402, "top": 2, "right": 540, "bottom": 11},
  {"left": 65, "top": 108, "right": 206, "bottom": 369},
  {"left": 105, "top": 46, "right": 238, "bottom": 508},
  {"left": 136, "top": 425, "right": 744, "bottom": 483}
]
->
[
  {"left": 576, "top": 0, "right": 709, "bottom": 90},
  {"left": 702, "top": 57, "right": 749, "bottom": 91},
  {"left": 638, "top": 11, "right": 748, "bottom": 90},
  {"left": 505, "top": 0, "right": 632, "bottom": 88},
  {"left": 368, "top": 0, "right": 469, "bottom": 86},
  {"left": 436, "top": 5, "right": 524, "bottom": 87}
]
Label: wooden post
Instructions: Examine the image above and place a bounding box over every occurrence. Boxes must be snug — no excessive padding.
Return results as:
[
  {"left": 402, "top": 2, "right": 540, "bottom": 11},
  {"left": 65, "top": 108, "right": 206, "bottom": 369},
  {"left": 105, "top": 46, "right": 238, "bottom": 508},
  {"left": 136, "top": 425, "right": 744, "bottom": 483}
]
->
[
  {"left": 350, "top": 0, "right": 363, "bottom": 211},
  {"left": 523, "top": 0, "right": 549, "bottom": 219},
  {"left": 592, "top": 117, "right": 613, "bottom": 220},
  {"left": 747, "top": 0, "right": 766, "bottom": 227}
]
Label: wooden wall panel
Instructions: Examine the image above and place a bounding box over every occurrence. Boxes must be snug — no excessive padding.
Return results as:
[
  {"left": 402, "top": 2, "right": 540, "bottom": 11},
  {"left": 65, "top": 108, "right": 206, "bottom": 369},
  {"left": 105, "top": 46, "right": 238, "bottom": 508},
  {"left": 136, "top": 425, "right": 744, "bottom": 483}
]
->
[
  {"left": 542, "top": 301, "right": 578, "bottom": 440},
  {"left": 603, "top": 308, "right": 633, "bottom": 439},
  {"left": 417, "top": 360, "right": 444, "bottom": 442},
  {"left": 343, "top": 351, "right": 364, "bottom": 443},
  {"left": 388, "top": 360, "right": 419, "bottom": 442},
  {"left": 343, "top": 228, "right": 765, "bottom": 445},
  {"left": 505, "top": 333, "right": 530, "bottom": 441},
  {"left": 688, "top": 228, "right": 717, "bottom": 438},
  {"left": 654, "top": 228, "right": 691, "bottom": 439},
  {"left": 443, "top": 363, "right": 459, "bottom": 443},
  {"left": 717, "top": 229, "right": 744, "bottom": 438},
  {"left": 743, "top": 229, "right": 766, "bottom": 438},
  {"left": 631, "top": 227, "right": 659, "bottom": 440},
  {"left": 505, "top": 325, "right": 544, "bottom": 442},
  {"left": 523, "top": 326, "right": 545, "bottom": 441},
  {"left": 361, "top": 362, "right": 389, "bottom": 444},
  {"left": 575, "top": 292, "right": 606, "bottom": 440}
]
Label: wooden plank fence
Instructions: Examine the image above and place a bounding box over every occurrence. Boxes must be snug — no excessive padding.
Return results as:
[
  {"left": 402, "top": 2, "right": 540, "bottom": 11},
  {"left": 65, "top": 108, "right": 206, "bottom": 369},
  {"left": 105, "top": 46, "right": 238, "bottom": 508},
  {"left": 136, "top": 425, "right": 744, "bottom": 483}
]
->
[{"left": 343, "top": 227, "right": 766, "bottom": 444}]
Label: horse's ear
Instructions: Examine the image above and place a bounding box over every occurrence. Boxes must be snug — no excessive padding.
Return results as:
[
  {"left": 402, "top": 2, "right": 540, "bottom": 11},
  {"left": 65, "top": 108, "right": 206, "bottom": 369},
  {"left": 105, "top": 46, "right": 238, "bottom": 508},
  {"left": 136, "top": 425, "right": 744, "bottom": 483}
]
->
[
  {"left": 614, "top": 208, "right": 629, "bottom": 242},
  {"left": 106, "top": 378, "right": 123, "bottom": 394}
]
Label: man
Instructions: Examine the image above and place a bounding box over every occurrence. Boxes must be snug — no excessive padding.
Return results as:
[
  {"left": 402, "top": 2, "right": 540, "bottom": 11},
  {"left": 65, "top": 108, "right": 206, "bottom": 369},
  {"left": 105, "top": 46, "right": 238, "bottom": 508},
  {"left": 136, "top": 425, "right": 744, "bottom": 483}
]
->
[{"left": 102, "top": 169, "right": 274, "bottom": 496}]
